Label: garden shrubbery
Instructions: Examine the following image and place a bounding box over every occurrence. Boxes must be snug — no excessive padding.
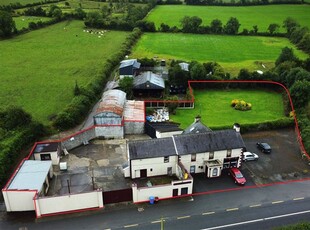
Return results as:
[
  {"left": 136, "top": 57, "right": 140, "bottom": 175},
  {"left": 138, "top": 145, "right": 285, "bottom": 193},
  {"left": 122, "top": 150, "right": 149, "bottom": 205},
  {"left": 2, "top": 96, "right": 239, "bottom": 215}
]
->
[{"left": 231, "top": 99, "right": 252, "bottom": 111}]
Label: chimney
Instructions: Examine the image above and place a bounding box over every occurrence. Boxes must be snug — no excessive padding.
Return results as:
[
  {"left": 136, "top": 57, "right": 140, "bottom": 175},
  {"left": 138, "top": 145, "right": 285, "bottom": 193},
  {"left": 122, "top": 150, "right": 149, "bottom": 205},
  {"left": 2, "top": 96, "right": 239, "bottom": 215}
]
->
[
  {"left": 195, "top": 115, "right": 201, "bottom": 123},
  {"left": 233, "top": 123, "right": 240, "bottom": 132}
]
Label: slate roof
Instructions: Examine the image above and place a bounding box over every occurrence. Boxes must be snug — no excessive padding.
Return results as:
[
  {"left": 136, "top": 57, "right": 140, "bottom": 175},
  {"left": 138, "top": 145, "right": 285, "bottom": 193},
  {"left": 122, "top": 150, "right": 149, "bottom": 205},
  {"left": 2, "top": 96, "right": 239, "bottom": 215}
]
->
[
  {"left": 129, "top": 138, "right": 177, "bottom": 160},
  {"left": 133, "top": 71, "right": 165, "bottom": 89},
  {"left": 147, "top": 122, "right": 182, "bottom": 133},
  {"left": 33, "top": 142, "right": 59, "bottom": 153},
  {"left": 128, "top": 130, "right": 245, "bottom": 160},
  {"left": 119, "top": 59, "right": 141, "bottom": 69},
  {"left": 174, "top": 130, "right": 245, "bottom": 155},
  {"left": 182, "top": 120, "right": 212, "bottom": 134}
]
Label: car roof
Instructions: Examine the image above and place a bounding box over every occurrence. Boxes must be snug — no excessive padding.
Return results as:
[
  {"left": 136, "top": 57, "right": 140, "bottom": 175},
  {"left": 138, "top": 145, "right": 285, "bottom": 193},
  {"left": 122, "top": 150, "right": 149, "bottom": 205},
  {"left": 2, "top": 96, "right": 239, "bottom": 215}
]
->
[
  {"left": 243, "top": 152, "right": 253, "bottom": 155},
  {"left": 261, "top": 143, "right": 271, "bottom": 148},
  {"left": 230, "top": 167, "right": 241, "bottom": 173}
]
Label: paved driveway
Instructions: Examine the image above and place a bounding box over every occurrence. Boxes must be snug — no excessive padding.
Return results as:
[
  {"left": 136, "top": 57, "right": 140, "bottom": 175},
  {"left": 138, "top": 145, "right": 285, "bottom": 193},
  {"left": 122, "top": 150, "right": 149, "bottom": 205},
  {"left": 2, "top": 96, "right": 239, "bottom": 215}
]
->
[{"left": 193, "top": 128, "right": 309, "bottom": 193}]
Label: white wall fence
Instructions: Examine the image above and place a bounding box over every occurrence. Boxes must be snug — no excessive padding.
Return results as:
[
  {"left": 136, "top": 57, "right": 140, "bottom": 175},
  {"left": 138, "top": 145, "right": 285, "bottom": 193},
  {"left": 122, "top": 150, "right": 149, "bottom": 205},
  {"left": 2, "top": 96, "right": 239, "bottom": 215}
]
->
[
  {"left": 34, "top": 189, "right": 103, "bottom": 218},
  {"left": 132, "top": 178, "right": 193, "bottom": 203}
]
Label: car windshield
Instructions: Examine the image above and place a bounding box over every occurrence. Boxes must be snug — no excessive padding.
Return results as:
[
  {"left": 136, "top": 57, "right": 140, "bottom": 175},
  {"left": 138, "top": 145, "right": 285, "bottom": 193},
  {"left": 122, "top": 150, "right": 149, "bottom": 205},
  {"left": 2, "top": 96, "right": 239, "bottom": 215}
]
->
[{"left": 235, "top": 172, "right": 243, "bottom": 178}]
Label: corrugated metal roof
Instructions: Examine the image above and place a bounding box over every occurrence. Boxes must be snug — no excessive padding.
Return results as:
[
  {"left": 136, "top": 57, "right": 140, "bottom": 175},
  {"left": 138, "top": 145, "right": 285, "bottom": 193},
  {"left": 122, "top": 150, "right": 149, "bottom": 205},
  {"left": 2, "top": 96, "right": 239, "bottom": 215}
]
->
[
  {"left": 128, "top": 130, "right": 245, "bottom": 159},
  {"left": 8, "top": 160, "right": 52, "bottom": 191},
  {"left": 119, "top": 59, "right": 141, "bottom": 69},
  {"left": 133, "top": 71, "right": 165, "bottom": 89},
  {"left": 95, "top": 89, "right": 126, "bottom": 117},
  {"left": 123, "top": 100, "right": 145, "bottom": 122}
]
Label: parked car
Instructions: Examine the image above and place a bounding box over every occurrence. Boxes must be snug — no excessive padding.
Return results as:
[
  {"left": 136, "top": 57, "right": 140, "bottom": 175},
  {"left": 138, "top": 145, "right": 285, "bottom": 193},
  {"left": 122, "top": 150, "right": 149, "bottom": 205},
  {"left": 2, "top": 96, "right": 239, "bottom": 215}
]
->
[
  {"left": 243, "top": 152, "right": 259, "bottom": 161},
  {"left": 228, "top": 168, "right": 246, "bottom": 185},
  {"left": 256, "top": 142, "right": 272, "bottom": 153}
]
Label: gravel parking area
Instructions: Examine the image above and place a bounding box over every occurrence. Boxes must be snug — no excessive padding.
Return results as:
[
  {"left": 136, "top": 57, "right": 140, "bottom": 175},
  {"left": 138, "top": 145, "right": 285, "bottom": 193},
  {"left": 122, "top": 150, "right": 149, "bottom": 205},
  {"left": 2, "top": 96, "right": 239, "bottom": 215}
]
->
[{"left": 241, "top": 128, "right": 309, "bottom": 185}]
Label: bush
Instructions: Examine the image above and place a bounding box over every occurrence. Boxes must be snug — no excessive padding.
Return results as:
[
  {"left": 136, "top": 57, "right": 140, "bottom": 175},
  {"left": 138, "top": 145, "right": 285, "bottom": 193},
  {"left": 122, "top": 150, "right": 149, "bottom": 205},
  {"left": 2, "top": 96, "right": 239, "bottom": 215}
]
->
[{"left": 231, "top": 99, "right": 252, "bottom": 111}]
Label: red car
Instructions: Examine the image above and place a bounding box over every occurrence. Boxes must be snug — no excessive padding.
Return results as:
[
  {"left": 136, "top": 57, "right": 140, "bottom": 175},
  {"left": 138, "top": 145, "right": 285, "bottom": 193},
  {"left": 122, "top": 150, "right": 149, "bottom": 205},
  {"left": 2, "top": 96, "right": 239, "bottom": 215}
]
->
[{"left": 229, "top": 168, "right": 246, "bottom": 185}]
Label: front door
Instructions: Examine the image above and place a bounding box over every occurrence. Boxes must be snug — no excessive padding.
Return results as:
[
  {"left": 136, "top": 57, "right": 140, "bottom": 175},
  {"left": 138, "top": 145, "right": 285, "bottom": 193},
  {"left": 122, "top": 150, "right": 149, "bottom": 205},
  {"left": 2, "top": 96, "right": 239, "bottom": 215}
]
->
[
  {"left": 140, "top": 169, "right": 147, "bottom": 178},
  {"left": 172, "top": 189, "right": 178, "bottom": 197}
]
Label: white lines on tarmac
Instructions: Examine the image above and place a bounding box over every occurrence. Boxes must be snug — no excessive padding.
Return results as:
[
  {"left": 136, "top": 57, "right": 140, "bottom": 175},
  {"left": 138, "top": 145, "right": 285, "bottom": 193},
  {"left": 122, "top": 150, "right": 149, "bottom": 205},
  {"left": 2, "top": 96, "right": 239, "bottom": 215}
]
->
[
  {"left": 249, "top": 204, "right": 262, "bottom": 208},
  {"left": 201, "top": 210, "right": 310, "bottom": 230},
  {"left": 177, "top": 215, "right": 191, "bottom": 220},
  {"left": 226, "top": 208, "right": 239, "bottom": 211},
  {"left": 272, "top": 200, "right": 284, "bottom": 204},
  {"left": 124, "top": 223, "right": 139, "bottom": 228},
  {"left": 293, "top": 197, "right": 304, "bottom": 201},
  {"left": 202, "top": 211, "right": 215, "bottom": 215}
]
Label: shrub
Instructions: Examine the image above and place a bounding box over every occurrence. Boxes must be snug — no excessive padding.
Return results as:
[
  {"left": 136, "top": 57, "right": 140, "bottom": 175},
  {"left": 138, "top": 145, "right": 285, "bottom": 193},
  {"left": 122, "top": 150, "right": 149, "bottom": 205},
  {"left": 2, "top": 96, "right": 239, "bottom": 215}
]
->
[{"left": 231, "top": 99, "right": 252, "bottom": 111}]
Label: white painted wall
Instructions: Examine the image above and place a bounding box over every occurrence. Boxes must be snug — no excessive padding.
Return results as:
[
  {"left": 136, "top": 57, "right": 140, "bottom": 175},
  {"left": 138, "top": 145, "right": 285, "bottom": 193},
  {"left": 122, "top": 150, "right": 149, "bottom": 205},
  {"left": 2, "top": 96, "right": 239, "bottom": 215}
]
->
[
  {"left": 34, "top": 190, "right": 103, "bottom": 217},
  {"left": 34, "top": 151, "right": 59, "bottom": 165},
  {"left": 130, "top": 156, "right": 178, "bottom": 179},
  {"left": 132, "top": 178, "right": 193, "bottom": 203},
  {"left": 2, "top": 190, "right": 37, "bottom": 211}
]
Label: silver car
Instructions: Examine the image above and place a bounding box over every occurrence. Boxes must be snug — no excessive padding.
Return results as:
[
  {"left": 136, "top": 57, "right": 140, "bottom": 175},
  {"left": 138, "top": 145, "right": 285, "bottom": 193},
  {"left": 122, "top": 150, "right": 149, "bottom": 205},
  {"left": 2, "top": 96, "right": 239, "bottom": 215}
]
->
[{"left": 243, "top": 152, "right": 259, "bottom": 162}]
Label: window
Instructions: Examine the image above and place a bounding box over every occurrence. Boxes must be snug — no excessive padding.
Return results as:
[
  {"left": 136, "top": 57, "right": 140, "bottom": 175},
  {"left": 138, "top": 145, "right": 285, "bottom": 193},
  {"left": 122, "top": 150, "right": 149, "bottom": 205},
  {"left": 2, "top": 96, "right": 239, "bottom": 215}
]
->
[
  {"left": 191, "top": 153, "right": 196, "bottom": 162},
  {"left": 209, "top": 151, "right": 214, "bottom": 160},
  {"left": 227, "top": 149, "right": 232, "bottom": 157},
  {"left": 164, "top": 156, "right": 169, "bottom": 163}
]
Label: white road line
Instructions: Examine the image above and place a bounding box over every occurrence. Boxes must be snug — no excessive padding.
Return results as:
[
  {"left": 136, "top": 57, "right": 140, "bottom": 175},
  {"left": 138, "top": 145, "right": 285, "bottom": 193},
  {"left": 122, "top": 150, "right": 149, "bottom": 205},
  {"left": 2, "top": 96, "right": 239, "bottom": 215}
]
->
[
  {"left": 293, "top": 197, "right": 304, "bottom": 201},
  {"left": 151, "top": 220, "right": 161, "bottom": 224},
  {"left": 201, "top": 210, "right": 310, "bottom": 230},
  {"left": 177, "top": 215, "right": 190, "bottom": 220},
  {"left": 250, "top": 204, "right": 262, "bottom": 208},
  {"left": 272, "top": 200, "right": 284, "bottom": 204},
  {"left": 202, "top": 212, "right": 215, "bottom": 215},
  {"left": 226, "top": 208, "right": 239, "bottom": 211},
  {"left": 124, "top": 224, "right": 139, "bottom": 228}
]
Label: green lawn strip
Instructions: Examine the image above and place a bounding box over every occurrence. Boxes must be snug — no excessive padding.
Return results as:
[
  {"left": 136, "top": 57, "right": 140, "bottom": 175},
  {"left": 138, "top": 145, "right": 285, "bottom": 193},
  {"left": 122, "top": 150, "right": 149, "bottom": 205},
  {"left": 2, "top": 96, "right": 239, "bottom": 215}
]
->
[
  {"left": 169, "top": 89, "right": 286, "bottom": 129},
  {"left": 0, "top": 0, "right": 42, "bottom": 5},
  {"left": 13, "top": 16, "right": 52, "bottom": 30},
  {"left": 146, "top": 5, "right": 310, "bottom": 33},
  {"left": 131, "top": 33, "right": 307, "bottom": 75},
  {"left": 0, "top": 20, "right": 129, "bottom": 125}
]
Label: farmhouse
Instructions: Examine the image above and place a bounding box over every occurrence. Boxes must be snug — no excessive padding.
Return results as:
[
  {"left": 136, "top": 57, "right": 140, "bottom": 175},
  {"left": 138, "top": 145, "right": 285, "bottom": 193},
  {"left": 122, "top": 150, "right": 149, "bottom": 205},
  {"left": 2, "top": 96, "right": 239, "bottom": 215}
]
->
[{"left": 119, "top": 59, "right": 141, "bottom": 79}]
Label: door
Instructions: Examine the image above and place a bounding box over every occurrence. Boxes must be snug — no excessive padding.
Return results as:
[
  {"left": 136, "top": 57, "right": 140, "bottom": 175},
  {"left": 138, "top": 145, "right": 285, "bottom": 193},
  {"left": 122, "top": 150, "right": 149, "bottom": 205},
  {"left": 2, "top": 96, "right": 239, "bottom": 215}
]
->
[
  {"left": 172, "top": 189, "right": 178, "bottom": 197},
  {"left": 140, "top": 169, "right": 147, "bottom": 178}
]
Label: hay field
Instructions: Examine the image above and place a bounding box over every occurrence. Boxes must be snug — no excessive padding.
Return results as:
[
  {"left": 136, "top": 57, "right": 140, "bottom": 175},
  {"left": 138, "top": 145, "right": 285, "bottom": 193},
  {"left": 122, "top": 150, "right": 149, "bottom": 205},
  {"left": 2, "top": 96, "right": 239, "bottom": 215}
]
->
[
  {"left": 0, "top": 20, "right": 129, "bottom": 124},
  {"left": 146, "top": 5, "right": 310, "bottom": 33}
]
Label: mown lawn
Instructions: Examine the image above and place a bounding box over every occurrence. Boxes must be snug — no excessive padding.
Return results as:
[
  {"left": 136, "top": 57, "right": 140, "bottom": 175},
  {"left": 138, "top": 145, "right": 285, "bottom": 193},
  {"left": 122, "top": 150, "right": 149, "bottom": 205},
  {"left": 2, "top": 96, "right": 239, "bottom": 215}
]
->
[
  {"left": 131, "top": 32, "right": 308, "bottom": 74},
  {"left": 0, "top": 20, "right": 129, "bottom": 125},
  {"left": 170, "top": 89, "right": 286, "bottom": 129},
  {"left": 146, "top": 5, "right": 310, "bottom": 33}
]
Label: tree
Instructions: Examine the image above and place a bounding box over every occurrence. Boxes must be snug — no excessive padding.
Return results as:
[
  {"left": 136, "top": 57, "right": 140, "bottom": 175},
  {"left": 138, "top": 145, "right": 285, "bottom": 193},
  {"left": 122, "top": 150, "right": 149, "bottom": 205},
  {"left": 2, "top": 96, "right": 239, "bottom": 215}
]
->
[
  {"left": 267, "top": 23, "right": 279, "bottom": 35},
  {"left": 0, "top": 10, "right": 16, "bottom": 37},
  {"left": 283, "top": 17, "right": 299, "bottom": 35},
  {"left": 168, "top": 64, "right": 190, "bottom": 86},
  {"left": 0, "top": 107, "right": 32, "bottom": 130},
  {"left": 210, "top": 19, "right": 222, "bottom": 34},
  {"left": 189, "top": 61, "right": 206, "bottom": 80},
  {"left": 238, "top": 69, "right": 252, "bottom": 80},
  {"left": 297, "top": 32, "right": 310, "bottom": 54},
  {"left": 84, "top": 12, "right": 104, "bottom": 28},
  {"left": 74, "top": 7, "right": 86, "bottom": 20},
  {"left": 290, "top": 80, "right": 310, "bottom": 109},
  {"left": 159, "top": 23, "right": 170, "bottom": 32},
  {"left": 289, "top": 26, "right": 309, "bottom": 44},
  {"left": 180, "top": 16, "right": 202, "bottom": 33},
  {"left": 275, "top": 47, "right": 297, "bottom": 66},
  {"left": 224, "top": 17, "right": 240, "bottom": 35},
  {"left": 252, "top": 25, "right": 258, "bottom": 34},
  {"left": 118, "top": 77, "right": 134, "bottom": 99},
  {"left": 285, "top": 67, "right": 310, "bottom": 88}
]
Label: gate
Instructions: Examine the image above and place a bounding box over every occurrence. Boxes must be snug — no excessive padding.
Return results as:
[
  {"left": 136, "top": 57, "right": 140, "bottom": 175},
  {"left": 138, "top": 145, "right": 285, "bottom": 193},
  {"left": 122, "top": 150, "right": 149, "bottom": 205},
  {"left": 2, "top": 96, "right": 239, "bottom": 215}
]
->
[{"left": 103, "top": 188, "right": 133, "bottom": 204}]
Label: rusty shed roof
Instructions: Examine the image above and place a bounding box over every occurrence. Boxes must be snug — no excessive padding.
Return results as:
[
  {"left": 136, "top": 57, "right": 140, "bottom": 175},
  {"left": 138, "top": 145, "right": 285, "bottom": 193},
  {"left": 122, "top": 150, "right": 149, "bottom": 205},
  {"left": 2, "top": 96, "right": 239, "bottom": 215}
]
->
[
  {"left": 123, "top": 100, "right": 145, "bottom": 122},
  {"left": 95, "top": 89, "right": 126, "bottom": 117}
]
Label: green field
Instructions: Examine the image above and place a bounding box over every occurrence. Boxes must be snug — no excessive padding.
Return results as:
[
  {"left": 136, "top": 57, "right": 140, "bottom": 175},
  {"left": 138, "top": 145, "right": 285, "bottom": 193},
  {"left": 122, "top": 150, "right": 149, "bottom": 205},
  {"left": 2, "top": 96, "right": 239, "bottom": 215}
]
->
[
  {"left": 14, "top": 16, "right": 52, "bottom": 30},
  {"left": 170, "top": 89, "right": 286, "bottom": 129},
  {"left": 0, "top": 0, "right": 42, "bottom": 5},
  {"left": 131, "top": 32, "right": 308, "bottom": 74},
  {"left": 0, "top": 20, "right": 129, "bottom": 124},
  {"left": 146, "top": 5, "right": 310, "bottom": 33}
]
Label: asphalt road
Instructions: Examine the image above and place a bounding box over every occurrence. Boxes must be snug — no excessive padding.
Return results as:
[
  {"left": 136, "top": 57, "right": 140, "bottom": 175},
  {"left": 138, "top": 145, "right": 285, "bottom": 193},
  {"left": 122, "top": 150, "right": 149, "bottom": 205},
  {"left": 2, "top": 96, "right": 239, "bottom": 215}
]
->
[{"left": 1, "top": 179, "right": 309, "bottom": 230}]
